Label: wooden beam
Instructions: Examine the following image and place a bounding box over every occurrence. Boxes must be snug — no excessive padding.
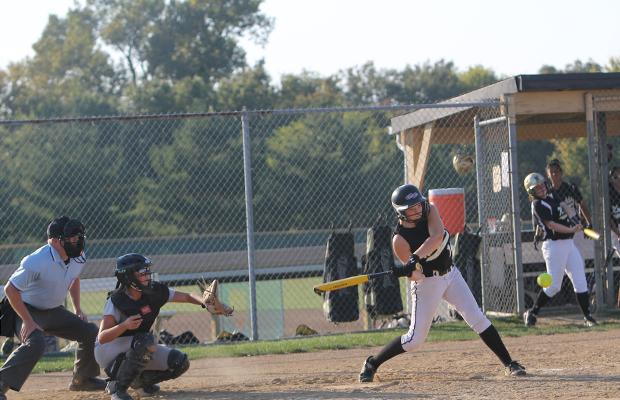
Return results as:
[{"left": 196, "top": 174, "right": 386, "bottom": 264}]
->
[
  {"left": 403, "top": 123, "right": 434, "bottom": 188},
  {"left": 512, "top": 91, "right": 586, "bottom": 115}
]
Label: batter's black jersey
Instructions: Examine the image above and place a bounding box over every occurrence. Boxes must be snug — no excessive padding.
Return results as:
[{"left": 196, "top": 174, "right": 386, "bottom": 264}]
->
[
  {"left": 610, "top": 184, "right": 620, "bottom": 228},
  {"left": 551, "top": 181, "right": 583, "bottom": 225},
  {"left": 394, "top": 220, "right": 452, "bottom": 272},
  {"left": 531, "top": 193, "right": 574, "bottom": 241}
]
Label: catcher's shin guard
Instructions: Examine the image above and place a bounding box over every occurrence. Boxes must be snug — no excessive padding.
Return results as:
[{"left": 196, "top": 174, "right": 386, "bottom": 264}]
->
[
  {"left": 112, "top": 334, "right": 156, "bottom": 397},
  {"left": 132, "top": 349, "right": 190, "bottom": 389}
]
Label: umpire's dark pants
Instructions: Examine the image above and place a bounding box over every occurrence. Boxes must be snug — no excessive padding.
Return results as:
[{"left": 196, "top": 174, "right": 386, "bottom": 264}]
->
[{"left": 0, "top": 304, "right": 100, "bottom": 391}]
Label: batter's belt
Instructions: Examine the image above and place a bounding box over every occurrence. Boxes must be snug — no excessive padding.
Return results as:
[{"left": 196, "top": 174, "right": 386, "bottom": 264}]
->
[{"left": 421, "top": 265, "right": 452, "bottom": 278}]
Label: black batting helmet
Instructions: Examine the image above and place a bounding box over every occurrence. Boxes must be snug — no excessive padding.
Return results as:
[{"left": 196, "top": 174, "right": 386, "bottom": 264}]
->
[
  {"left": 115, "top": 253, "right": 154, "bottom": 292},
  {"left": 391, "top": 184, "right": 429, "bottom": 223}
]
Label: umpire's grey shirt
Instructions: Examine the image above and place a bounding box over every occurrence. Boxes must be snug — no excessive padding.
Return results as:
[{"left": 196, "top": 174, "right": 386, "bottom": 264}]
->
[{"left": 9, "top": 244, "right": 85, "bottom": 309}]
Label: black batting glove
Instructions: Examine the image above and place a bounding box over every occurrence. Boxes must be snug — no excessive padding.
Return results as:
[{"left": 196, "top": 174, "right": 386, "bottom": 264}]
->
[{"left": 391, "top": 254, "right": 420, "bottom": 278}]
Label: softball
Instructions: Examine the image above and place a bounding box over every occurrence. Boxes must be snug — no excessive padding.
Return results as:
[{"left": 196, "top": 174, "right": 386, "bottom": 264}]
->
[{"left": 537, "top": 272, "right": 552, "bottom": 288}]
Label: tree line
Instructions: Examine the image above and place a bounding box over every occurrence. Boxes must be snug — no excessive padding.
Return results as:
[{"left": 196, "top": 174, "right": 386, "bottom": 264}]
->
[{"left": 0, "top": 0, "right": 618, "bottom": 244}]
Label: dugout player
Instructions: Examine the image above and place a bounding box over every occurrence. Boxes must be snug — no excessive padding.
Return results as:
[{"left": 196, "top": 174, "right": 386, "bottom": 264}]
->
[
  {"left": 96, "top": 253, "right": 230, "bottom": 400},
  {"left": 608, "top": 166, "right": 620, "bottom": 254},
  {"left": 522, "top": 172, "right": 597, "bottom": 328},
  {"left": 0, "top": 217, "right": 106, "bottom": 400},
  {"left": 546, "top": 159, "right": 592, "bottom": 231},
  {"left": 359, "top": 184, "right": 526, "bottom": 383}
]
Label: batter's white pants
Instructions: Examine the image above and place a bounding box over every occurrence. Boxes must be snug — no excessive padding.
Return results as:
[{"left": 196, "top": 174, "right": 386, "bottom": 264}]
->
[
  {"left": 95, "top": 336, "right": 172, "bottom": 371},
  {"left": 541, "top": 238, "right": 587, "bottom": 297},
  {"left": 401, "top": 266, "right": 490, "bottom": 352}
]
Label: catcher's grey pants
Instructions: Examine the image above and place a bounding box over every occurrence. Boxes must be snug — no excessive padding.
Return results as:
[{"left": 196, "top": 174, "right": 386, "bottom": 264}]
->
[
  {"left": 0, "top": 305, "right": 100, "bottom": 391},
  {"left": 95, "top": 335, "right": 172, "bottom": 372},
  {"left": 401, "top": 266, "right": 490, "bottom": 352}
]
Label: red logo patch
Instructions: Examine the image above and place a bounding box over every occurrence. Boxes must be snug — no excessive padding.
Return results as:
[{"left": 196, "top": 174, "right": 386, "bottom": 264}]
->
[{"left": 140, "top": 305, "right": 152, "bottom": 315}]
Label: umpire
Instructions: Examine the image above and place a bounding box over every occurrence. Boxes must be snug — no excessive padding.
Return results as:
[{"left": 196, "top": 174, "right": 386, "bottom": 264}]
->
[{"left": 0, "top": 216, "right": 106, "bottom": 399}]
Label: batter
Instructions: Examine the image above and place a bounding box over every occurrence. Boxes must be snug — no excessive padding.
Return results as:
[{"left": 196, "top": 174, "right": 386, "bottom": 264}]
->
[{"left": 359, "top": 184, "right": 526, "bottom": 382}]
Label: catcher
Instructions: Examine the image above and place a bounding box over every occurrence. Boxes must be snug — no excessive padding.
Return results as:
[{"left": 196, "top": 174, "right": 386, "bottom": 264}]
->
[{"left": 94, "top": 253, "right": 233, "bottom": 400}]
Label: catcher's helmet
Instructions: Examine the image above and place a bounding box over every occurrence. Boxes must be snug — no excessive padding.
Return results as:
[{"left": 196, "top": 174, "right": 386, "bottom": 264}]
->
[
  {"left": 523, "top": 172, "right": 546, "bottom": 196},
  {"left": 115, "top": 253, "right": 154, "bottom": 292},
  {"left": 391, "top": 184, "right": 428, "bottom": 223}
]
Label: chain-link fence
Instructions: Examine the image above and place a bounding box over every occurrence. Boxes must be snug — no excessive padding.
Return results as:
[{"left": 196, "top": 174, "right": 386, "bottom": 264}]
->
[
  {"left": 3, "top": 100, "right": 616, "bottom": 346},
  {"left": 0, "top": 104, "right": 501, "bottom": 344}
]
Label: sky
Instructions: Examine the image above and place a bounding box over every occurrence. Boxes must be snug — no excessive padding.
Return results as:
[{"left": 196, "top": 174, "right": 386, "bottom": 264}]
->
[{"left": 1, "top": 0, "right": 619, "bottom": 81}]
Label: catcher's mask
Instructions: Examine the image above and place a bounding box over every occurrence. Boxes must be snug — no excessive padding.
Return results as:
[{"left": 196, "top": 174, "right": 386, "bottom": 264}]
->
[
  {"left": 523, "top": 172, "right": 547, "bottom": 198},
  {"left": 47, "top": 216, "right": 86, "bottom": 258},
  {"left": 115, "top": 253, "right": 154, "bottom": 293},
  {"left": 391, "top": 184, "right": 429, "bottom": 223}
]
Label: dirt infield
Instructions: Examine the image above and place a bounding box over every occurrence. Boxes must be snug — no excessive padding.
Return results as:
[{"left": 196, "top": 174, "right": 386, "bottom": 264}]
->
[{"left": 6, "top": 326, "right": 620, "bottom": 400}]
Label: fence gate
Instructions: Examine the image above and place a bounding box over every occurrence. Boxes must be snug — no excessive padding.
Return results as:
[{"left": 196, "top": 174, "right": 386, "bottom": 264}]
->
[{"left": 474, "top": 113, "right": 520, "bottom": 314}]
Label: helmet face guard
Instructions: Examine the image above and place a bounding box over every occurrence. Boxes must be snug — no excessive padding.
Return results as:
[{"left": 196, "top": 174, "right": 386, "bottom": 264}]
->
[
  {"left": 391, "top": 184, "right": 429, "bottom": 223},
  {"left": 61, "top": 219, "right": 86, "bottom": 258},
  {"left": 115, "top": 253, "right": 155, "bottom": 293}
]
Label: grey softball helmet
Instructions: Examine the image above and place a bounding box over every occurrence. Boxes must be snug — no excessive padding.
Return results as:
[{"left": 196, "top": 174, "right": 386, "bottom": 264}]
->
[
  {"left": 391, "top": 184, "right": 429, "bottom": 223},
  {"left": 523, "top": 172, "right": 547, "bottom": 197}
]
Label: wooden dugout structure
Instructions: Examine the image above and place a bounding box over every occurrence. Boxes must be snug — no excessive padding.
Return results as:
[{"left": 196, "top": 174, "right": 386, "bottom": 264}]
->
[{"left": 390, "top": 72, "right": 620, "bottom": 313}]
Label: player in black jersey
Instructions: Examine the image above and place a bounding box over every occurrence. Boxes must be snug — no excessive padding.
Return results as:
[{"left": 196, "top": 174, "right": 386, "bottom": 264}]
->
[
  {"left": 94, "top": 254, "right": 226, "bottom": 400},
  {"left": 522, "top": 172, "right": 597, "bottom": 328},
  {"left": 608, "top": 166, "right": 620, "bottom": 253},
  {"left": 358, "top": 184, "right": 525, "bottom": 383},
  {"left": 546, "top": 159, "right": 592, "bottom": 229}
]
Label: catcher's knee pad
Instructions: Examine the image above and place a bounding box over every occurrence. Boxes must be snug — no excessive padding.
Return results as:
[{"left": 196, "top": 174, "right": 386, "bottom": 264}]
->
[
  {"left": 167, "top": 349, "right": 190, "bottom": 378},
  {"left": 105, "top": 353, "right": 126, "bottom": 380},
  {"left": 131, "top": 333, "right": 157, "bottom": 357}
]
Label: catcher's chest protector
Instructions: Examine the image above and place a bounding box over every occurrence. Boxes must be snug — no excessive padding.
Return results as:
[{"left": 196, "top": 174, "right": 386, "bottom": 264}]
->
[
  {"left": 110, "top": 282, "right": 169, "bottom": 336},
  {"left": 362, "top": 225, "right": 403, "bottom": 317},
  {"left": 323, "top": 230, "right": 359, "bottom": 323}
]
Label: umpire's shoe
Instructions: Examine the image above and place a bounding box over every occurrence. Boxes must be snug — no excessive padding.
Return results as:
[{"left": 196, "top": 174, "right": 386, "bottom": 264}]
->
[
  {"left": 359, "top": 356, "right": 377, "bottom": 383},
  {"left": 584, "top": 315, "right": 598, "bottom": 327},
  {"left": 68, "top": 375, "right": 107, "bottom": 391},
  {"left": 134, "top": 384, "right": 160, "bottom": 398},
  {"left": 523, "top": 309, "right": 537, "bottom": 327},
  {"left": 0, "top": 378, "right": 9, "bottom": 400},
  {"left": 505, "top": 360, "right": 526, "bottom": 376}
]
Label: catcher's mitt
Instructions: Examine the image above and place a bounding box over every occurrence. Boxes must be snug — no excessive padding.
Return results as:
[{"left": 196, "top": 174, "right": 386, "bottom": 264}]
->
[{"left": 198, "top": 278, "right": 234, "bottom": 316}]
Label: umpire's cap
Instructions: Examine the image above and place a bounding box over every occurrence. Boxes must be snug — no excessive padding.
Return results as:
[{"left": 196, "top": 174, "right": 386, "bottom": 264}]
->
[
  {"left": 47, "top": 216, "right": 85, "bottom": 238},
  {"left": 47, "top": 216, "right": 70, "bottom": 238}
]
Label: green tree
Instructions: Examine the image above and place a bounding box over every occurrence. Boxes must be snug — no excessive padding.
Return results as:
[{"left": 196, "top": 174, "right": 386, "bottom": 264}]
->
[{"left": 2, "top": 9, "right": 121, "bottom": 118}]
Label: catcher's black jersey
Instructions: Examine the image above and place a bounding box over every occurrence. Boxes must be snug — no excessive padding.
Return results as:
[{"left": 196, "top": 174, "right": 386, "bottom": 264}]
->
[
  {"left": 551, "top": 181, "right": 583, "bottom": 225},
  {"left": 110, "top": 281, "right": 170, "bottom": 336},
  {"left": 531, "top": 194, "right": 573, "bottom": 241}
]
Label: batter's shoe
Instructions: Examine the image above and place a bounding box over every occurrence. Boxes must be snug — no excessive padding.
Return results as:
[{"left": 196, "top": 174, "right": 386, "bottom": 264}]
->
[
  {"left": 584, "top": 315, "right": 598, "bottom": 327},
  {"left": 134, "top": 384, "right": 160, "bottom": 398},
  {"left": 505, "top": 360, "right": 526, "bottom": 376},
  {"left": 523, "top": 309, "right": 537, "bottom": 327},
  {"left": 359, "top": 356, "right": 377, "bottom": 383}
]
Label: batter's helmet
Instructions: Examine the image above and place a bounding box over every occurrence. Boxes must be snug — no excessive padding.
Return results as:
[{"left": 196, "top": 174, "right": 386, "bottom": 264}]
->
[
  {"left": 391, "top": 184, "right": 428, "bottom": 223},
  {"left": 115, "top": 253, "right": 154, "bottom": 292},
  {"left": 523, "top": 172, "right": 546, "bottom": 196}
]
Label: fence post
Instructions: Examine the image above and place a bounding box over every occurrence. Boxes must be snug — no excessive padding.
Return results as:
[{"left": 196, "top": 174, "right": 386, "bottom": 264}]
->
[
  {"left": 473, "top": 115, "right": 487, "bottom": 312},
  {"left": 506, "top": 106, "right": 525, "bottom": 314},
  {"left": 241, "top": 109, "right": 258, "bottom": 340}
]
